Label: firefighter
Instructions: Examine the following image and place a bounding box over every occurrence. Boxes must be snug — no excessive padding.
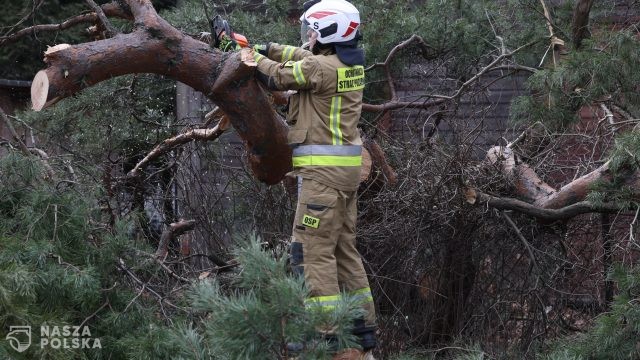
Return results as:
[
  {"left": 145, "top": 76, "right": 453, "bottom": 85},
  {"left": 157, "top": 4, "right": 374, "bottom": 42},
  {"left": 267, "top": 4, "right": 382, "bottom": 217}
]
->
[{"left": 245, "top": 0, "right": 376, "bottom": 357}]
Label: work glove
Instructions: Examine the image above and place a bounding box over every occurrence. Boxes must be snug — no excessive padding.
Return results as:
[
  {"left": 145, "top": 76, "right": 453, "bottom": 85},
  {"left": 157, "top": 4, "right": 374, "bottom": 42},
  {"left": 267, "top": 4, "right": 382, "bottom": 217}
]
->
[{"left": 252, "top": 43, "right": 270, "bottom": 57}]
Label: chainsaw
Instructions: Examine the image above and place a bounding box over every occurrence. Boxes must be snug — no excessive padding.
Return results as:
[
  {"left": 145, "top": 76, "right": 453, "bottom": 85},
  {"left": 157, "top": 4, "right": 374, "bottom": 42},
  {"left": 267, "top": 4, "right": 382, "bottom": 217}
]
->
[{"left": 211, "top": 15, "right": 249, "bottom": 51}]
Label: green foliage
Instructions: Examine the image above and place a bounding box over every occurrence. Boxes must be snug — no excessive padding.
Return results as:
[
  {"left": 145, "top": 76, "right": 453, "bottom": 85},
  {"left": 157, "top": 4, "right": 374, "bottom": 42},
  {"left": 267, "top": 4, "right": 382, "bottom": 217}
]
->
[
  {"left": 544, "top": 264, "right": 640, "bottom": 360},
  {"left": 511, "top": 29, "right": 640, "bottom": 128},
  {"left": 181, "top": 238, "right": 363, "bottom": 359},
  {"left": 17, "top": 74, "right": 176, "bottom": 169},
  {"left": 0, "top": 152, "right": 181, "bottom": 359}
]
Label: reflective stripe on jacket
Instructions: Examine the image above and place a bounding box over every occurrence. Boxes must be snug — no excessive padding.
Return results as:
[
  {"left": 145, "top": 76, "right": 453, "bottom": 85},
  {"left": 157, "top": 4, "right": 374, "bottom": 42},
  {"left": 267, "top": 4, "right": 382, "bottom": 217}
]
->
[{"left": 255, "top": 43, "right": 364, "bottom": 191}]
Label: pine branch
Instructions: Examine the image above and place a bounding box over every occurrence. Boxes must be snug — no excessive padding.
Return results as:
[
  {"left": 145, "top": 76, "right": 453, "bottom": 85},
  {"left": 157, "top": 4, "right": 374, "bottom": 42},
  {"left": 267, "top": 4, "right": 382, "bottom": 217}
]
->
[
  {"left": 466, "top": 188, "right": 622, "bottom": 221},
  {"left": 84, "top": 0, "right": 118, "bottom": 37},
  {"left": 0, "top": 105, "right": 55, "bottom": 178},
  {"left": 0, "top": 3, "right": 131, "bottom": 46},
  {"left": 128, "top": 109, "right": 229, "bottom": 179}
]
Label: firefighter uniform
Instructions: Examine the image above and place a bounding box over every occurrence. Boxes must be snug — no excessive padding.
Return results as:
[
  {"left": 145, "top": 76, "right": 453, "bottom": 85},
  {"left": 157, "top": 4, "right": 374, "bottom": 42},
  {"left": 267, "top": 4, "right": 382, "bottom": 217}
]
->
[{"left": 253, "top": 43, "right": 377, "bottom": 334}]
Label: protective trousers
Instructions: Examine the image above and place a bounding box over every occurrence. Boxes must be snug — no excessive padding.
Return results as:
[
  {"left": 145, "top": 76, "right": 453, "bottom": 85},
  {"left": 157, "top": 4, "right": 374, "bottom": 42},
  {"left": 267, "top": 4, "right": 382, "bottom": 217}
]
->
[{"left": 290, "top": 178, "right": 376, "bottom": 349}]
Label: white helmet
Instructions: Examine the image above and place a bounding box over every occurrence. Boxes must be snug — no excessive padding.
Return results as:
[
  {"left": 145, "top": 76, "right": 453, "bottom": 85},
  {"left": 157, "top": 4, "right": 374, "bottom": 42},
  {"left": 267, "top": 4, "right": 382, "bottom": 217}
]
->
[{"left": 300, "top": 0, "right": 361, "bottom": 44}]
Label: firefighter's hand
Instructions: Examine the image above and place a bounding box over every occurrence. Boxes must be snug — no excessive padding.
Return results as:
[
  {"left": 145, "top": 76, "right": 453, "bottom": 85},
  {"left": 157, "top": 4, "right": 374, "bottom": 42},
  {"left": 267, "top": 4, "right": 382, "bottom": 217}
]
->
[
  {"left": 253, "top": 44, "right": 269, "bottom": 56},
  {"left": 241, "top": 48, "right": 265, "bottom": 64}
]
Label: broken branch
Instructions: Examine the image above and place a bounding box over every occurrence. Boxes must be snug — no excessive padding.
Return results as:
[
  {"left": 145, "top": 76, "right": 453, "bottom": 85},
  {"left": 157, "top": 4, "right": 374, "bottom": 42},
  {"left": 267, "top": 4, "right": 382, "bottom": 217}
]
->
[
  {"left": 155, "top": 219, "right": 197, "bottom": 259},
  {"left": 128, "top": 115, "right": 230, "bottom": 178},
  {"left": 466, "top": 188, "right": 621, "bottom": 221},
  {"left": 84, "top": 0, "right": 118, "bottom": 37}
]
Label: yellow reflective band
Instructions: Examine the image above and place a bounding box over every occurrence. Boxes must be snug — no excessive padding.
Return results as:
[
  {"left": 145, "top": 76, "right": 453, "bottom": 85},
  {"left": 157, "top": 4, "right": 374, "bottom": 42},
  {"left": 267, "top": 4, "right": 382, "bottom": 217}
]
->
[
  {"left": 349, "top": 287, "right": 373, "bottom": 303},
  {"left": 337, "top": 65, "right": 365, "bottom": 93},
  {"left": 305, "top": 294, "right": 341, "bottom": 311},
  {"left": 253, "top": 52, "right": 265, "bottom": 63},
  {"left": 330, "top": 96, "right": 343, "bottom": 145},
  {"left": 302, "top": 214, "right": 320, "bottom": 228},
  {"left": 282, "top": 46, "right": 295, "bottom": 62},
  {"left": 292, "top": 155, "right": 361, "bottom": 167},
  {"left": 350, "top": 287, "right": 372, "bottom": 295},
  {"left": 293, "top": 61, "right": 306, "bottom": 86}
]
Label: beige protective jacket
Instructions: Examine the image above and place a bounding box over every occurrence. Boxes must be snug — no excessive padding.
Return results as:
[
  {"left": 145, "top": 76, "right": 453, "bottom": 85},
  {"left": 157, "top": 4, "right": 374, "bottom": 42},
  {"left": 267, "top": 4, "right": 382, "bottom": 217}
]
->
[{"left": 254, "top": 43, "right": 365, "bottom": 191}]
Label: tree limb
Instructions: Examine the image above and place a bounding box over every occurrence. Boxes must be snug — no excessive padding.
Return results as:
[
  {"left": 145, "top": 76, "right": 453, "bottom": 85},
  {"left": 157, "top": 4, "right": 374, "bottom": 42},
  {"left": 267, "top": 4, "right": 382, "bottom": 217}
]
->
[
  {"left": 465, "top": 188, "right": 621, "bottom": 221},
  {"left": 0, "top": 3, "right": 130, "bottom": 46},
  {"left": 155, "top": 219, "right": 197, "bottom": 259},
  {"left": 362, "top": 98, "right": 446, "bottom": 113},
  {"left": 31, "top": 0, "right": 291, "bottom": 184},
  {"left": 84, "top": 0, "right": 118, "bottom": 37},
  {"left": 128, "top": 113, "right": 229, "bottom": 178}
]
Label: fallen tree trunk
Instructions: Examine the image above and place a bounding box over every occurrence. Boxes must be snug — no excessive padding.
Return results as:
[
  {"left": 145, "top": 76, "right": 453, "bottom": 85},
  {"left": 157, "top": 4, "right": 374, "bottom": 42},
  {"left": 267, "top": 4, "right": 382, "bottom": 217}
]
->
[
  {"left": 471, "top": 146, "right": 640, "bottom": 220},
  {"left": 30, "top": 0, "right": 290, "bottom": 185}
]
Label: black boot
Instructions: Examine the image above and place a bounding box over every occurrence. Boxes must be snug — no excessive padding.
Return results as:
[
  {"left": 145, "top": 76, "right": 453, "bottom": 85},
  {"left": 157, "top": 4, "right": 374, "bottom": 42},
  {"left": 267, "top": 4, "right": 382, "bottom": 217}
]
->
[{"left": 352, "top": 318, "right": 376, "bottom": 351}]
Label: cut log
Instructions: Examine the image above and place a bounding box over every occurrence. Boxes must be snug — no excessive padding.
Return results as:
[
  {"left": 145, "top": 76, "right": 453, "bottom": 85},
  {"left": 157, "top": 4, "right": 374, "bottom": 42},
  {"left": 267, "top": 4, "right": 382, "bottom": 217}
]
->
[{"left": 31, "top": 70, "right": 49, "bottom": 111}]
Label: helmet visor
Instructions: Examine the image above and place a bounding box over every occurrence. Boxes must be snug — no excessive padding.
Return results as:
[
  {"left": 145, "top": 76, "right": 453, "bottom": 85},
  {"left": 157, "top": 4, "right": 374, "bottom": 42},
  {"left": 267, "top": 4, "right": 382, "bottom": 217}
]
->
[{"left": 300, "top": 18, "right": 310, "bottom": 45}]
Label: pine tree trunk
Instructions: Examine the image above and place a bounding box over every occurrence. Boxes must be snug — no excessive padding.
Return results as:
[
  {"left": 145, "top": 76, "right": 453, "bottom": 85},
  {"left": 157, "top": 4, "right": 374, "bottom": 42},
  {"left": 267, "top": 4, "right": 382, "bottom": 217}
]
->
[{"left": 30, "top": 0, "right": 290, "bottom": 185}]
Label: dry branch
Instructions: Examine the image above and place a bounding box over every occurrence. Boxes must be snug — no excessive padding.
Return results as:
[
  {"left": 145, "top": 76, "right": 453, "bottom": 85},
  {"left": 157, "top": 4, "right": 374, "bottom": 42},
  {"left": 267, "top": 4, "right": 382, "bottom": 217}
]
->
[
  {"left": 362, "top": 98, "right": 446, "bottom": 113},
  {"left": 128, "top": 114, "right": 230, "bottom": 178},
  {"left": 0, "top": 3, "right": 130, "bottom": 46},
  {"left": 155, "top": 219, "right": 197, "bottom": 259},
  {"left": 83, "top": 0, "right": 118, "bottom": 37},
  {"left": 362, "top": 35, "right": 437, "bottom": 112},
  {"left": 465, "top": 188, "right": 621, "bottom": 221},
  {"left": 364, "top": 34, "right": 433, "bottom": 101},
  {"left": 2, "top": 0, "right": 45, "bottom": 38},
  {"left": 361, "top": 37, "right": 538, "bottom": 113}
]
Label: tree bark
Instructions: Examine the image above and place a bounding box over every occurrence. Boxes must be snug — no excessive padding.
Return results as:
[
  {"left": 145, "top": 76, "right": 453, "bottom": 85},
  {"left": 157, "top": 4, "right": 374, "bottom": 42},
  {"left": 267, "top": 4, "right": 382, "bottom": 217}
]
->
[
  {"left": 572, "top": 0, "right": 595, "bottom": 49},
  {"left": 31, "top": 0, "right": 291, "bottom": 185}
]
